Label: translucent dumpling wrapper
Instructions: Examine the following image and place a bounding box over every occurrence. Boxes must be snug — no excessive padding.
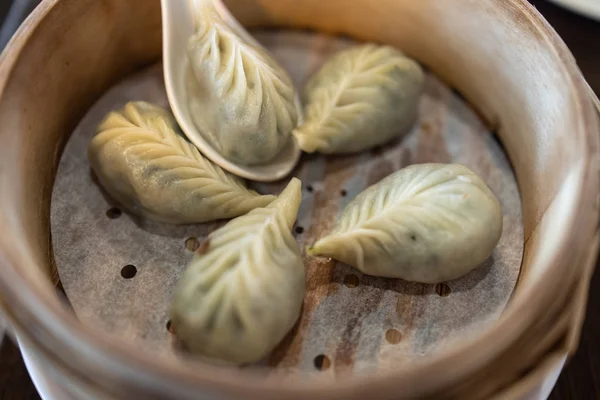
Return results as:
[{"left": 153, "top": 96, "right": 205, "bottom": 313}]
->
[
  {"left": 186, "top": 0, "right": 298, "bottom": 165},
  {"left": 170, "top": 178, "right": 305, "bottom": 364},
  {"left": 88, "top": 101, "right": 275, "bottom": 224},
  {"left": 308, "top": 164, "right": 503, "bottom": 283},
  {"left": 293, "top": 44, "right": 424, "bottom": 154}
]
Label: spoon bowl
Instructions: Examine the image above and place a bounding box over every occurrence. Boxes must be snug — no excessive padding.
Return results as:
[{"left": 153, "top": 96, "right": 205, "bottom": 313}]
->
[{"left": 161, "top": 0, "right": 303, "bottom": 182}]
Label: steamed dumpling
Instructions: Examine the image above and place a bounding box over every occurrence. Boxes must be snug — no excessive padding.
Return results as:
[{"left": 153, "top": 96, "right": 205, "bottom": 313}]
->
[
  {"left": 88, "top": 102, "right": 275, "bottom": 224},
  {"left": 186, "top": 0, "right": 298, "bottom": 165},
  {"left": 293, "top": 44, "right": 424, "bottom": 154},
  {"left": 309, "top": 164, "right": 502, "bottom": 283},
  {"left": 170, "top": 178, "right": 305, "bottom": 363}
]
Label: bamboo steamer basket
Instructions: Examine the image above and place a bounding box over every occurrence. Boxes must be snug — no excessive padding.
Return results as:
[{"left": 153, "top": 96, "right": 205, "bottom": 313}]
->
[{"left": 0, "top": 0, "right": 599, "bottom": 399}]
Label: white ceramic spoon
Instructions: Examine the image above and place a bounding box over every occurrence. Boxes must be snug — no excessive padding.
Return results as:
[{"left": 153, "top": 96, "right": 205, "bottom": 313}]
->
[{"left": 161, "top": 0, "right": 302, "bottom": 182}]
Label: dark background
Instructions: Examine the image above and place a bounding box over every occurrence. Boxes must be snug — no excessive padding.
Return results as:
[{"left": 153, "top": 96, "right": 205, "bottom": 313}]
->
[{"left": 0, "top": 0, "right": 598, "bottom": 399}]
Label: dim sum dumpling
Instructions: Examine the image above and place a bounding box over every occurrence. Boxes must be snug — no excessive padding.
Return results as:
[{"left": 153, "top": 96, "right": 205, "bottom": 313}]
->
[
  {"left": 88, "top": 101, "right": 275, "bottom": 224},
  {"left": 170, "top": 178, "right": 305, "bottom": 364},
  {"left": 294, "top": 44, "right": 424, "bottom": 154},
  {"left": 308, "top": 164, "right": 502, "bottom": 283},
  {"left": 186, "top": 0, "right": 298, "bottom": 165}
]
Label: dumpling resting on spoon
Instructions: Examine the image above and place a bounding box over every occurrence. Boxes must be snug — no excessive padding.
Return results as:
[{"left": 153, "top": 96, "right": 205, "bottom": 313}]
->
[
  {"left": 308, "top": 164, "right": 502, "bottom": 283},
  {"left": 294, "top": 44, "right": 424, "bottom": 154},
  {"left": 186, "top": 0, "right": 298, "bottom": 165},
  {"left": 88, "top": 101, "right": 275, "bottom": 224},
  {"left": 170, "top": 178, "right": 305, "bottom": 364}
]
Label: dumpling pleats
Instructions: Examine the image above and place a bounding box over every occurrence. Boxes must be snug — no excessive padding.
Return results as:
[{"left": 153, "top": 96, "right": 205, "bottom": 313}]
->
[
  {"left": 186, "top": 0, "right": 298, "bottom": 165},
  {"left": 294, "top": 44, "right": 424, "bottom": 154},
  {"left": 309, "top": 164, "right": 503, "bottom": 283},
  {"left": 88, "top": 101, "right": 275, "bottom": 224},
  {"left": 170, "top": 178, "right": 305, "bottom": 364}
]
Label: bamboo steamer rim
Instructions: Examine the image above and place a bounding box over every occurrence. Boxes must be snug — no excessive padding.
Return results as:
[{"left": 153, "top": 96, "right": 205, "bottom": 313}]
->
[{"left": 0, "top": 0, "right": 598, "bottom": 398}]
